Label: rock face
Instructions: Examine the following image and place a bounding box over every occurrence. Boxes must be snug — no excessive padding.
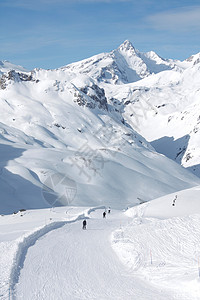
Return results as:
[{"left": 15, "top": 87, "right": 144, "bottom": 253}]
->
[
  {"left": 7, "top": 70, "right": 33, "bottom": 82},
  {"left": 0, "top": 74, "right": 7, "bottom": 89},
  {"left": 73, "top": 83, "right": 108, "bottom": 110},
  {"left": 0, "top": 70, "right": 35, "bottom": 89}
]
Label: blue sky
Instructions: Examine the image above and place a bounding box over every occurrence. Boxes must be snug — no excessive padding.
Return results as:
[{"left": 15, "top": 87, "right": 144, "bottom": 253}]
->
[{"left": 0, "top": 0, "right": 200, "bottom": 70}]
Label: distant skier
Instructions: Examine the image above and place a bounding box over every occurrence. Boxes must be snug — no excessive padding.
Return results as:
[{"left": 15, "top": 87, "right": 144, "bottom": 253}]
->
[
  {"left": 172, "top": 195, "right": 177, "bottom": 206},
  {"left": 103, "top": 211, "right": 106, "bottom": 218},
  {"left": 108, "top": 207, "right": 111, "bottom": 214},
  {"left": 82, "top": 219, "right": 87, "bottom": 230}
]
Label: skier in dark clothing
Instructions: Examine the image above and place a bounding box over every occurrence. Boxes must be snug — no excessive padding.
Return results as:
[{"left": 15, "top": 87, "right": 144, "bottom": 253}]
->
[
  {"left": 108, "top": 207, "right": 111, "bottom": 214},
  {"left": 82, "top": 219, "right": 87, "bottom": 230},
  {"left": 172, "top": 195, "right": 177, "bottom": 206},
  {"left": 103, "top": 211, "right": 106, "bottom": 218}
]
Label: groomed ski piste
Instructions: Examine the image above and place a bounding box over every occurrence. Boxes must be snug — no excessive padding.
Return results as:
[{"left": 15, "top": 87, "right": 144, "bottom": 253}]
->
[{"left": 1, "top": 186, "right": 200, "bottom": 300}]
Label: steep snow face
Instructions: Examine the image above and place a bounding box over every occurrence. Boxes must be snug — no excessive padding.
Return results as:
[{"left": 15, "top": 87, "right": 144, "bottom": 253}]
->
[
  {"left": 0, "top": 67, "right": 199, "bottom": 214},
  {"left": 61, "top": 40, "right": 180, "bottom": 85},
  {"left": 105, "top": 62, "right": 200, "bottom": 176}
]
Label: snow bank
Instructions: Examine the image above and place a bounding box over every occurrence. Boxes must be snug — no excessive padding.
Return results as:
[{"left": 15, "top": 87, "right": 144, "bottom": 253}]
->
[
  {"left": 112, "top": 214, "right": 200, "bottom": 300},
  {"left": 0, "top": 206, "right": 90, "bottom": 299},
  {"left": 112, "top": 186, "right": 200, "bottom": 299},
  {"left": 126, "top": 185, "right": 200, "bottom": 219}
]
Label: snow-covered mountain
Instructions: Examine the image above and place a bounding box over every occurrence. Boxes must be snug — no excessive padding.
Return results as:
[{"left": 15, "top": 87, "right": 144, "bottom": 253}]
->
[
  {"left": 105, "top": 60, "right": 200, "bottom": 176},
  {"left": 61, "top": 40, "right": 181, "bottom": 85},
  {"left": 0, "top": 61, "right": 199, "bottom": 213},
  {"left": 60, "top": 42, "right": 200, "bottom": 178},
  {"left": 1, "top": 42, "right": 200, "bottom": 299},
  {"left": 1, "top": 40, "right": 200, "bottom": 214},
  {"left": 60, "top": 39, "right": 200, "bottom": 176}
]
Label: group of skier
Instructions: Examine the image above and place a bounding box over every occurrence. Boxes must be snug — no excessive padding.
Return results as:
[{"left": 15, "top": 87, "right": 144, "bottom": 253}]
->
[
  {"left": 103, "top": 207, "right": 111, "bottom": 218},
  {"left": 82, "top": 207, "right": 111, "bottom": 230}
]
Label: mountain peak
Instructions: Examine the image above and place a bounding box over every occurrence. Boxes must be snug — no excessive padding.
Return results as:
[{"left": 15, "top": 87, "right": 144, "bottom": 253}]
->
[{"left": 118, "top": 40, "right": 135, "bottom": 52}]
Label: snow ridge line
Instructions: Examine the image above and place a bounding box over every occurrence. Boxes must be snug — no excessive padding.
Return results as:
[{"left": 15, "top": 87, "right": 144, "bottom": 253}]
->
[{"left": 8, "top": 206, "right": 106, "bottom": 300}]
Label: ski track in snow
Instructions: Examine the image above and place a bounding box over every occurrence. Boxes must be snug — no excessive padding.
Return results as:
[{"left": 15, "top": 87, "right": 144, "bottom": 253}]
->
[
  {"left": 8, "top": 207, "right": 105, "bottom": 300},
  {"left": 9, "top": 219, "right": 79, "bottom": 300},
  {"left": 12, "top": 209, "right": 183, "bottom": 300}
]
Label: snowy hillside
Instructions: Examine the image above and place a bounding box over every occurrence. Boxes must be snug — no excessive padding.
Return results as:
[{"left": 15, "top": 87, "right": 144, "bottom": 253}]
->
[
  {"left": 1, "top": 41, "right": 200, "bottom": 214},
  {"left": 58, "top": 40, "right": 200, "bottom": 176},
  {"left": 1, "top": 41, "right": 200, "bottom": 300},
  {"left": 112, "top": 185, "right": 200, "bottom": 299},
  {"left": 1, "top": 186, "right": 200, "bottom": 299},
  {"left": 104, "top": 59, "right": 200, "bottom": 176},
  {"left": 0, "top": 66, "right": 199, "bottom": 214}
]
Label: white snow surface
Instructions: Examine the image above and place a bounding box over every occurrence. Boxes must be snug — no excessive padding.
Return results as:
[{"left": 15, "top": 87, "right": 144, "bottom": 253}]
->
[
  {"left": 60, "top": 41, "right": 200, "bottom": 175},
  {"left": 113, "top": 185, "right": 200, "bottom": 300},
  {"left": 0, "top": 56, "right": 199, "bottom": 214},
  {"left": 14, "top": 209, "right": 174, "bottom": 300},
  {"left": 1, "top": 186, "right": 200, "bottom": 299},
  {"left": 0, "top": 206, "right": 90, "bottom": 299},
  {"left": 104, "top": 61, "right": 200, "bottom": 175},
  {"left": 1, "top": 40, "right": 200, "bottom": 300}
]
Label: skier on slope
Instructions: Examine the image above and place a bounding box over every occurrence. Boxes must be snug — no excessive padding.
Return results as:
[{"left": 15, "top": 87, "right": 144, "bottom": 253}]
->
[
  {"left": 103, "top": 211, "right": 106, "bottom": 218},
  {"left": 82, "top": 219, "right": 87, "bottom": 230},
  {"left": 108, "top": 207, "right": 111, "bottom": 214},
  {"left": 172, "top": 195, "right": 177, "bottom": 206}
]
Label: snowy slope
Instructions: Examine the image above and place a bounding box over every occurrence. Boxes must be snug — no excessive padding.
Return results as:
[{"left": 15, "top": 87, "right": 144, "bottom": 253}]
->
[
  {"left": 13, "top": 209, "right": 180, "bottom": 300},
  {"left": 104, "top": 61, "right": 200, "bottom": 176},
  {"left": 0, "top": 65, "right": 200, "bottom": 214},
  {"left": 0, "top": 206, "right": 90, "bottom": 299},
  {"left": 1, "top": 41, "right": 200, "bottom": 300},
  {"left": 57, "top": 40, "right": 200, "bottom": 175},
  {"left": 1, "top": 187, "right": 200, "bottom": 299},
  {"left": 112, "top": 185, "right": 200, "bottom": 300},
  {"left": 1, "top": 41, "right": 200, "bottom": 214},
  {"left": 126, "top": 185, "right": 200, "bottom": 219}
]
